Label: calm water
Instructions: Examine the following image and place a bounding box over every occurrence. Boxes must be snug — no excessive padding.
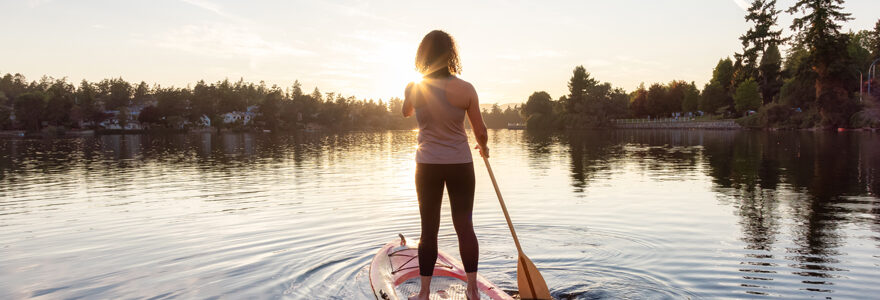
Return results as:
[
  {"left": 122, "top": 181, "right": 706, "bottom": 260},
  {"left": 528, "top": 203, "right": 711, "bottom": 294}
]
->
[{"left": 1, "top": 130, "right": 879, "bottom": 299}]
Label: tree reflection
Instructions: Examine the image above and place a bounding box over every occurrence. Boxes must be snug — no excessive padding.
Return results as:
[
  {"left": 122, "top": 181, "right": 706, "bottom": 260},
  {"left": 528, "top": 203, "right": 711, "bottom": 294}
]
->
[
  {"left": 525, "top": 129, "right": 880, "bottom": 296},
  {"left": 702, "top": 131, "right": 880, "bottom": 294},
  {"left": 561, "top": 130, "right": 622, "bottom": 193}
]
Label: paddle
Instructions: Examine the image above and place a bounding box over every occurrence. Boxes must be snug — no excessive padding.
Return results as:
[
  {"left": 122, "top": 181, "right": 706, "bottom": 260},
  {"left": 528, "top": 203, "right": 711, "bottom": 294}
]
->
[{"left": 482, "top": 156, "right": 552, "bottom": 300}]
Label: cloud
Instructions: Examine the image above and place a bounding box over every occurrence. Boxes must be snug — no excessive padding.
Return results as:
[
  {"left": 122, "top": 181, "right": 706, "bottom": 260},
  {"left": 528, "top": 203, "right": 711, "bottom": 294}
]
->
[
  {"left": 179, "top": 0, "right": 251, "bottom": 24},
  {"left": 498, "top": 49, "right": 565, "bottom": 61},
  {"left": 585, "top": 59, "right": 612, "bottom": 68},
  {"left": 615, "top": 55, "right": 664, "bottom": 67},
  {"left": 26, "top": 0, "right": 52, "bottom": 8},
  {"left": 732, "top": 0, "right": 749, "bottom": 10},
  {"left": 158, "top": 23, "right": 315, "bottom": 60}
]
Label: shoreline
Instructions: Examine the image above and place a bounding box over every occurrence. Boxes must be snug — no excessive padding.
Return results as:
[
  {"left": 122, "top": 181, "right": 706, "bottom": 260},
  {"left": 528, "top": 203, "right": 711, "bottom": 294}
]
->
[
  {"left": 611, "top": 120, "right": 741, "bottom": 130},
  {"left": 4, "top": 124, "right": 879, "bottom": 138}
]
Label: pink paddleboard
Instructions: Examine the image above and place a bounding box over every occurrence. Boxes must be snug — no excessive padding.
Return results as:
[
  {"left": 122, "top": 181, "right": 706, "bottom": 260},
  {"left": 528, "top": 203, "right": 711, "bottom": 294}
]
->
[{"left": 369, "top": 235, "right": 514, "bottom": 300}]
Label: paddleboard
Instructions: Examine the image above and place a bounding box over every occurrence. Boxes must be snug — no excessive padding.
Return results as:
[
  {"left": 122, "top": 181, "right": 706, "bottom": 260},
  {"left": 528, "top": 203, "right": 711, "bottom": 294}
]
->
[{"left": 370, "top": 234, "right": 514, "bottom": 300}]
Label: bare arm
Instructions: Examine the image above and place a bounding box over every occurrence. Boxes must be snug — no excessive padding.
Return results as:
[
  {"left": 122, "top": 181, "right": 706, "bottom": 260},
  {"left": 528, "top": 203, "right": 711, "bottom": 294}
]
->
[
  {"left": 402, "top": 82, "right": 415, "bottom": 117},
  {"left": 465, "top": 84, "right": 489, "bottom": 158}
]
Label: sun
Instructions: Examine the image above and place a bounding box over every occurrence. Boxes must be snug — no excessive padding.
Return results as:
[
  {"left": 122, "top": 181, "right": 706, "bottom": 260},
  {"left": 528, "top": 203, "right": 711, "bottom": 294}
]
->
[{"left": 378, "top": 44, "right": 424, "bottom": 99}]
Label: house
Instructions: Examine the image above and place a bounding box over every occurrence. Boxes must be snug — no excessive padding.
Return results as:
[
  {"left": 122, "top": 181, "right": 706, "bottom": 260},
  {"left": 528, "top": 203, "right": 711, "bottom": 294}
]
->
[
  {"left": 221, "top": 105, "right": 259, "bottom": 125},
  {"left": 99, "top": 105, "right": 147, "bottom": 130}
]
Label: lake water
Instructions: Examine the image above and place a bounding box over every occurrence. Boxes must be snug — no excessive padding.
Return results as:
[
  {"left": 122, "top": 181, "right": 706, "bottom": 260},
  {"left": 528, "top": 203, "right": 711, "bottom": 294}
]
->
[{"left": 1, "top": 130, "right": 879, "bottom": 299}]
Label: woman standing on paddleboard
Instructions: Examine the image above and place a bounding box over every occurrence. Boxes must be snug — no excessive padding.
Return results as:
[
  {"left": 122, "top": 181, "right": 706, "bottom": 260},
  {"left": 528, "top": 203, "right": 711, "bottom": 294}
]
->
[{"left": 402, "top": 30, "right": 489, "bottom": 300}]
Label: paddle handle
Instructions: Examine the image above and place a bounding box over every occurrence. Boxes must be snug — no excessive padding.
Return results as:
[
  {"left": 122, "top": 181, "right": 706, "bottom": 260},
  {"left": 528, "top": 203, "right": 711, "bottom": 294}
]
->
[{"left": 482, "top": 156, "right": 524, "bottom": 255}]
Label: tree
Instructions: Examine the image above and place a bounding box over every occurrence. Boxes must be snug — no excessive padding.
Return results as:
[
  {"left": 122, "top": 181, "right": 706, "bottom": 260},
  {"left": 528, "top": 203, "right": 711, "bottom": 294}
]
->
[
  {"left": 735, "top": 78, "right": 763, "bottom": 113},
  {"left": 75, "top": 80, "right": 106, "bottom": 125},
  {"left": 310, "top": 87, "right": 322, "bottom": 102},
  {"left": 780, "top": 42, "right": 816, "bottom": 106},
  {"left": 787, "top": 0, "right": 854, "bottom": 127},
  {"left": 666, "top": 80, "right": 687, "bottom": 114},
  {"left": 216, "top": 79, "right": 245, "bottom": 113},
  {"left": 153, "top": 87, "right": 190, "bottom": 128},
  {"left": 190, "top": 80, "right": 215, "bottom": 123},
  {"left": 700, "top": 82, "right": 728, "bottom": 114},
  {"left": 138, "top": 105, "right": 161, "bottom": 127},
  {"left": 0, "top": 92, "right": 11, "bottom": 129},
  {"left": 646, "top": 83, "right": 666, "bottom": 117},
  {"left": 712, "top": 58, "right": 736, "bottom": 95},
  {"left": 103, "top": 78, "right": 132, "bottom": 110},
  {"left": 44, "top": 79, "right": 75, "bottom": 126},
  {"left": 738, "top": 0, "right": 784, "bottom": 80},
  {"left": 758, "top": 43, "right": 784, "bottom": 104},
  {"left": 291, "top": 80, "right": 304, "bottom": 101},
  {"left": 566, "top": 65, "right": 597, "bottom": 113},
  {"left": 682, "top": 82, "right": 700, "bottom": 113},
  {"left": 846, "top": 31, "right": 872, "bottom": 92},
  {"left": 523, "top": 91, "right": 556, "bottom": 129},
  {"left": 0, "top": 73, "right": 29, "bottom": 100},
  {"left": 871, "top": 19, "right": 880, "bottom": 59},
  {"left": 133, "top": 81, "right": 151, "bottom": 106},
  {"left": 14, "top": 92, "right": 47, "bottom": 131},
  {"left": 630, "top": 83, "right": 649, "bottom": 117},
  {"left": 607, "top": 87, "right": 630, "bottom": 118},
  {"left": 257, "top": 88, "right": 283, "bottom": 130},
  {"left": 524, "top": 91, "right": 553, "bottom": 117},
  {"left": 706, "top": 58, "right": 736, "bottom": 114}
]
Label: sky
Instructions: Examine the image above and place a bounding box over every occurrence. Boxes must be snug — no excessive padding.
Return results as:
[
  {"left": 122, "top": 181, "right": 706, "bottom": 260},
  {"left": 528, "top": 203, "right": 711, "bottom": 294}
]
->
[{"left": 0, "top": 0, "right": 878, "bottom": 104}]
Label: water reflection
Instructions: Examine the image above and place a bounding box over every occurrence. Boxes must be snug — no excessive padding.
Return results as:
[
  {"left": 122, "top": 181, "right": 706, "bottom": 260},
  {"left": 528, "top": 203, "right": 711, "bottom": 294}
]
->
[
  {"left": 1, "top": 130, "right": 878, "bottom": 299},
  {"left": 521, "top": 129, "right": 880, "bottom": 297}
]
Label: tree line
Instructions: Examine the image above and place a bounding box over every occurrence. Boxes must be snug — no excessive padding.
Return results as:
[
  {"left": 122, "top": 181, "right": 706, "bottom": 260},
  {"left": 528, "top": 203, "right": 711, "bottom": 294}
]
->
[
  {"left": 0, "top": 74, "right": 527, "bottom": 132},
  {"left": 521, "top": 0, "right": 880, "bottom": 129}
]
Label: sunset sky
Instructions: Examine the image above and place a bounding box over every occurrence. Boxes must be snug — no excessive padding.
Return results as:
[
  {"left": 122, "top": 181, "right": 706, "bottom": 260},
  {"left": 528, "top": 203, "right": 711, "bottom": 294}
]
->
[{"left": 1, "top": 0, "right": 878, "bottom": 104}]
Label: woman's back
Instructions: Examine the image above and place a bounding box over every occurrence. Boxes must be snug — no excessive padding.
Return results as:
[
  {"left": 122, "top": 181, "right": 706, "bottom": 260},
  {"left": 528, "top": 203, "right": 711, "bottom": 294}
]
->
[{"left": 409, "top": 77, "right": 473, "bottom": 164}]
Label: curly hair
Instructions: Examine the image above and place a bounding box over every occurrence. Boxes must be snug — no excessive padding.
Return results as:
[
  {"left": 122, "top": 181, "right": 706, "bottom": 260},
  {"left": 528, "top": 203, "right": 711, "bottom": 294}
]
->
[{"left": 415, "top": 30, "right": 461, "bottom": 78}]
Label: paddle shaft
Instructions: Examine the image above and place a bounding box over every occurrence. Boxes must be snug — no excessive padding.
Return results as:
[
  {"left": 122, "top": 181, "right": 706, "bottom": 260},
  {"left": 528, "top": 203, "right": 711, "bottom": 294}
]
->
[
  {"left": 483, "top": 156, "right": 551, "bottom": 299},
  {"left": 482, "top": 156, "right": 524, "bottom": 255}
]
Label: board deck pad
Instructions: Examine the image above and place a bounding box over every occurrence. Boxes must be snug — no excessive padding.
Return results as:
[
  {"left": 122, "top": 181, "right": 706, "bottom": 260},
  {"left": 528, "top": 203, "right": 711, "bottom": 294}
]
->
[{"left": 395, "top": 276, "right": 493, "bottom": 300}]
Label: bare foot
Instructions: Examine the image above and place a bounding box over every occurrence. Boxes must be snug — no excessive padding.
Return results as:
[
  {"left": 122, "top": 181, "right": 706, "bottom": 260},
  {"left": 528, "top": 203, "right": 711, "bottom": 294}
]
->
[
  {"left": 466, "top": 286, "right": 480, "bottom": 300},
  {"left": 408, "top": 293, "right": 429, "bottom": 300}
]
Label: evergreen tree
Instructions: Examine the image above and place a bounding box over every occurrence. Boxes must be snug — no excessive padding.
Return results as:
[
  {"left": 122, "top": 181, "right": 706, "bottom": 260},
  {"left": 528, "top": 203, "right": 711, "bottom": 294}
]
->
[
  {"left": 291, "top": 80, "right": 304, "bottom": 101},
  {"left": 566, "top": 65, "right": 597, "bottom": 114},
  {"left": 738, "top": 0, "right": 784, "bottom": 80},
  {"left": 133, "top": 81, "right": 151, "bottom": 105},
  {"left": 787, "top": 0, "right": 855, "bottom": 126},
  {"left": 712, "top": 58, "right": 735, "bottom": 94},
  {"left": 758, "top": 43, "right": 784, "bottom": 104},
  {"left": 871, "top": 19, "right": 880, "bottom": 59}
]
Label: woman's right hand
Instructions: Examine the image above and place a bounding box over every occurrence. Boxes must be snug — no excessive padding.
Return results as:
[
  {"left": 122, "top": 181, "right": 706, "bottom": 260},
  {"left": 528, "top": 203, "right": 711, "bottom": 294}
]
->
[{"left": 475, "top": 144, "right": 489, "bottom": 158}]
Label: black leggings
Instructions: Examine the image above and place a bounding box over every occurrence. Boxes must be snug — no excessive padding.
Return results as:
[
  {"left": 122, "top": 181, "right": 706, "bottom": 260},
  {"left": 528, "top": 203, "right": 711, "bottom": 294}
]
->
[{"left": 416, "top": 162, "right": 479, "bottom": 276}]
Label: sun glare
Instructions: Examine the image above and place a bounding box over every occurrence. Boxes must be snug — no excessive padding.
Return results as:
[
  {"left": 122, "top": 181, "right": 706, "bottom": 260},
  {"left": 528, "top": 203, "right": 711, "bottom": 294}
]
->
[{"left": 378, "top": 44, "right": 423, "bottom": 99}]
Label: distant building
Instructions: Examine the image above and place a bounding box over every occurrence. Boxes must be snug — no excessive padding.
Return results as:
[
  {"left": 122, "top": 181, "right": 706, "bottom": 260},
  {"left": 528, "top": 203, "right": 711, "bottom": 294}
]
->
[
  {"left": 221, "top": 105, "right": 259, "bottom": 125},
  {"left": 199, "top": 115, "right": 211, "bottom": 127},
  {"left": 99, "top": 103, "right": 152, "bottom": 130}
]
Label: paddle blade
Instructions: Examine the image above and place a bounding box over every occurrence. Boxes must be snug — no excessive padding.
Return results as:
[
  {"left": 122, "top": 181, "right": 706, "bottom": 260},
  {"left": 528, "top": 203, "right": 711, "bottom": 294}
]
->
[{"left": 516, "top": 254, "right": 551, "bottom": 300}]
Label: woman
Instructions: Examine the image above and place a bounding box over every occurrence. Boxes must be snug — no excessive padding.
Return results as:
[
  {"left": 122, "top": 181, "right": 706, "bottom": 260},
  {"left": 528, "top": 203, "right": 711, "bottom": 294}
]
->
[{"left": 402, "top": 30, "right": 489, "bottom": 300}]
